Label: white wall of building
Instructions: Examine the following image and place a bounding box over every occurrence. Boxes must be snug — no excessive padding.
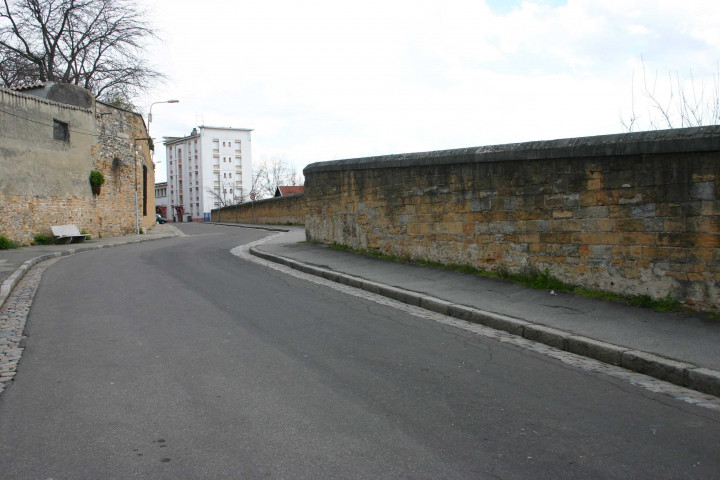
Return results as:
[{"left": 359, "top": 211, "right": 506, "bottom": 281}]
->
[
  {"left": 164, "top": 126, "right": 252, "bottom": 221},
  {"left": 154, "top": 181, "right": 168, "bottom": 217}
]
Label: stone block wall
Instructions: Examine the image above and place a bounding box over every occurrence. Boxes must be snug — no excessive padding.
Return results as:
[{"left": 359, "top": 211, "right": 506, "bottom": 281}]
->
[
  {"left": 214, "top": 194, "right": 306, "bottom": 225},
  {"left": 304, "top": 127, "right": 720, "bottom": 311},
  {"left": 92, "top": 101, "right": 155, "bottom": 236},
  {"left": 0, "top": 86, "right": 154, "bottom": 244}
]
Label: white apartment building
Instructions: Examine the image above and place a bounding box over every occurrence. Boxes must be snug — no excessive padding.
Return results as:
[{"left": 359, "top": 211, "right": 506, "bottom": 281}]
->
[
  {"left": 163, "top": 126, "right": 252, "bottom": 222},
  {"left": 154, "top": 181, "right": 168, "bottom": 219}
]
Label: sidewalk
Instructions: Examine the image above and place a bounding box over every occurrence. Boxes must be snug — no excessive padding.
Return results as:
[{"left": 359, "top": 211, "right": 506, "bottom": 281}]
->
[
  {"left": 249, "top": 226, "right": 720, "bottom": 398},
  {"left": 0, "top": 223, "right": 180, "bottom": 309}
]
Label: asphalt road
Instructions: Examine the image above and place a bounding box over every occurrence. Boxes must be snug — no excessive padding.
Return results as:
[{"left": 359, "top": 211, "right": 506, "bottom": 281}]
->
[{"left": 0, "top": 223, "right": 718, "bottom": 479}]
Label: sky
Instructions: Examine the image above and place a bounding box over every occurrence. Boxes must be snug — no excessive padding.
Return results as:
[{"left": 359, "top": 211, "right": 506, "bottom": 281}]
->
[{"left": 142, "top": 0, "right": 720, "bottom": 183}]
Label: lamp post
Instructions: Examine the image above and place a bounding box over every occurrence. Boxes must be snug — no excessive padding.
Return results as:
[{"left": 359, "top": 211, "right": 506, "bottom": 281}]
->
[
  {"left": 148, "top": 99, "right": 179, "bottom": 161},
  {"left": 148, "top": 99, "right": 179, "bottom": 127}
]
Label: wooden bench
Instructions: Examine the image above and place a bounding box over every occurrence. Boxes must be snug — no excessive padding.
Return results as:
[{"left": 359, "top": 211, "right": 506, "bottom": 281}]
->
[{"left": 50, "top": 225, "right": 90, "bottom": 244}]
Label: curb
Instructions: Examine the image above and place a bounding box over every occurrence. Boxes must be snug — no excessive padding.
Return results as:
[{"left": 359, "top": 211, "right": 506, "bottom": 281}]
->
[
  {"left": 205, "top": 222, "right": 291, "bottom": 233},
  {"left": 250, "top": 247, "right": 720, "bottom": 398},
  {"left": 0, "top": 231, "right": 178, "bottom": 310}
]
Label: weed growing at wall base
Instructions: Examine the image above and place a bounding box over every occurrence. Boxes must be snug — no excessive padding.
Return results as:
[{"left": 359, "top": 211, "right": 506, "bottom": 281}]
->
[
  {"left": 32, "top": 234, "right": 54, "bottom": 245},
  {"left": 0, "top": 234, "right": 20, "bottom": 249},
  {"left": 327, "top": 242, "right": 689, "bottom": 314}
]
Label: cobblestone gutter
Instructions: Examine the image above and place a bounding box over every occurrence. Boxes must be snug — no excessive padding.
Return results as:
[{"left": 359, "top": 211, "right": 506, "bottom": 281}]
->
[{"left": 0, "top": 258, "right": 59, "bottom": 393}]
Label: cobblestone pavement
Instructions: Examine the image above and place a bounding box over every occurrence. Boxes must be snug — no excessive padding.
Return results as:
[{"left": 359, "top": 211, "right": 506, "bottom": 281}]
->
[
  {"left": 233, "top": 235, "right": 720, "bottom": 412},
  {"left": 0, "top": 257, "right": 60, "bottom": 394}
]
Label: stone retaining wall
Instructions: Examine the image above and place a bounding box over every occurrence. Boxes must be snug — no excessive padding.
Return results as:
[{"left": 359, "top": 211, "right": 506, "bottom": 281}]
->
[
  {"left": 213, "top": 194, "right": 306, "bottom": 225},
  {"left": 304, "top": 126, "right": 720, "bottom": 311},
  {"left": 0, "top": 86, "right": 154, "bottom": 244}
]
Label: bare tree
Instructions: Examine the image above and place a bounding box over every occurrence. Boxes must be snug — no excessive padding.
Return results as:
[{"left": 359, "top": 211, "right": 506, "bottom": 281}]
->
[
  {"left": 621, "top": 57, "right": 720, "bottom": 132},
  {"left": 0, "top": 0, "right": 164, "bottom": 101},
  {"left": 205, "top": 180, "right": 240, "bottom": 209},
  {"left": 252, "top": 155, "right": 304, "bottom": 200}
]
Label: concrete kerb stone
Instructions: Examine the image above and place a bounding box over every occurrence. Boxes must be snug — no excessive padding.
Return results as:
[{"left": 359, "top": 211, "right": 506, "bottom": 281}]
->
[
  {"left": 566, "top": 335, "right": 625, "bottom": 366},
  {"left": 621, "top": 350, "right": 696, "bottom": 387},
  {"left": 205, "top": 222, "right": 291, "bottom": 233},
  {"left": 687, "top": 368, "right": 720, "bottom": 397},
  {"left": 523, "top": 324, "right": 571, "bottom": 350},
  {"left": 0, "top": 231, "right": 178, "bottom": 309},
  {"left": 249, "top": 246, "right": 720, "bottom": 398}
]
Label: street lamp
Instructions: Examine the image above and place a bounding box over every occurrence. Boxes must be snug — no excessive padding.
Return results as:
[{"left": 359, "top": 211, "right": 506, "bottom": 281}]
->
[{"left": 148, "top": 99, "right": 179, "bottom": 126}]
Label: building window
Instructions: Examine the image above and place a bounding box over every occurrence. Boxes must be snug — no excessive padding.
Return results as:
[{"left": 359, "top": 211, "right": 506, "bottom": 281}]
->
[{"left": 53, "top": 119, "right": 69, "bottom": 141}]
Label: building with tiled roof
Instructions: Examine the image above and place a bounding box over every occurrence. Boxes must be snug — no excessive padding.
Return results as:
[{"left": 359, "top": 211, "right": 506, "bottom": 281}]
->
[{"left": 274, "top": 186, "right": 304, "bottom": 197}]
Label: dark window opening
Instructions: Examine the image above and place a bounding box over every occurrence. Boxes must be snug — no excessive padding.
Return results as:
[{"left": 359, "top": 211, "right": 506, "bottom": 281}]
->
[
  {"left": 53, "top": 119, "right": 69, "bottom": 141},
  {"left": 142, "top": 165, "right": 148, "bottom": 216}
]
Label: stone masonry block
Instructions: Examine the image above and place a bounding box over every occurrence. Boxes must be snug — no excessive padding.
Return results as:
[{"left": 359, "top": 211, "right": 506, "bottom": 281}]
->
[
  {"left": 644, "top": 218, "right": 665, "bottom": 232},
  {"left": 587, "top": 178, "right": 602, "bottom": 190},
  {"left": 575, "top": 205, "right": 610, "bottom": 219},
  {"left": 590, "top": 245, "right": 613, "bottom": 259},
  {"left": 581, "top": 218, "right": 615, "bottom": 232},
  {"left": 563, "top": 193, "right": 580, "bottom": 208},
  {"left": 691, "top": 181, "right": 717, "bottom": 200},
  {"left": 631, "top": 204, "right": 655, "bottom": 218}
]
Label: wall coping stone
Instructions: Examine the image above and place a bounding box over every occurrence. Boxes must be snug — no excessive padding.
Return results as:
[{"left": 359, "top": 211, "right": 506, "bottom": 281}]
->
[
  {"left": 0, "top": 85, "right": 92, "bottom": 113},
  {"left": 216, "top": 193, "right": 305, "bottom": 212},
  {"left": 304, "top": 125, "right": 720, "bottom": 174}
]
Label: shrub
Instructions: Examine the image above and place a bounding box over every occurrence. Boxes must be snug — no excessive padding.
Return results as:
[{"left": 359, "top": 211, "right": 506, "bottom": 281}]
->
[
  {"left": 0, "top": 234, "right": 20, "bottom": 249},
  {"left": 89, "top": 170, "right": 105, "bottom": 187},
  {"left": 32, "top": 233, "right": 54, "bottom": 245}
]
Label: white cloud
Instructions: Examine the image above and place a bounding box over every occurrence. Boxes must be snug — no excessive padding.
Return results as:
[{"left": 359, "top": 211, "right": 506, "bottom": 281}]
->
[{"left": 144, "top": 0, "right": 720, "bottom": 181}]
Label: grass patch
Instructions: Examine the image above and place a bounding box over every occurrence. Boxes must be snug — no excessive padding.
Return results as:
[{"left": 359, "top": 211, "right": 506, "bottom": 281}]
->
[
  {"left": 0, "top": 234, "right": 20, "bottom": 250},
  {"left": 501, "top": 267, "right": 571, "bottom": 291},
  {"left": 573, "top": 287, "right": 623, "bottom": 302},
  {"left": 324, "top": 242, "right": 693, "bottom": 314},
  {"left": 628, "top": 294, "right": 684, "bottom": 312},
  {"left": 32, "top": 233, "right": 54, "bottom": 245}
]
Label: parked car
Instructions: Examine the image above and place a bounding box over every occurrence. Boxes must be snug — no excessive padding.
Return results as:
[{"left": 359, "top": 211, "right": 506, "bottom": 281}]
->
[{"left": 156, "top": 214, "right": 167, "bottom": 224}]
